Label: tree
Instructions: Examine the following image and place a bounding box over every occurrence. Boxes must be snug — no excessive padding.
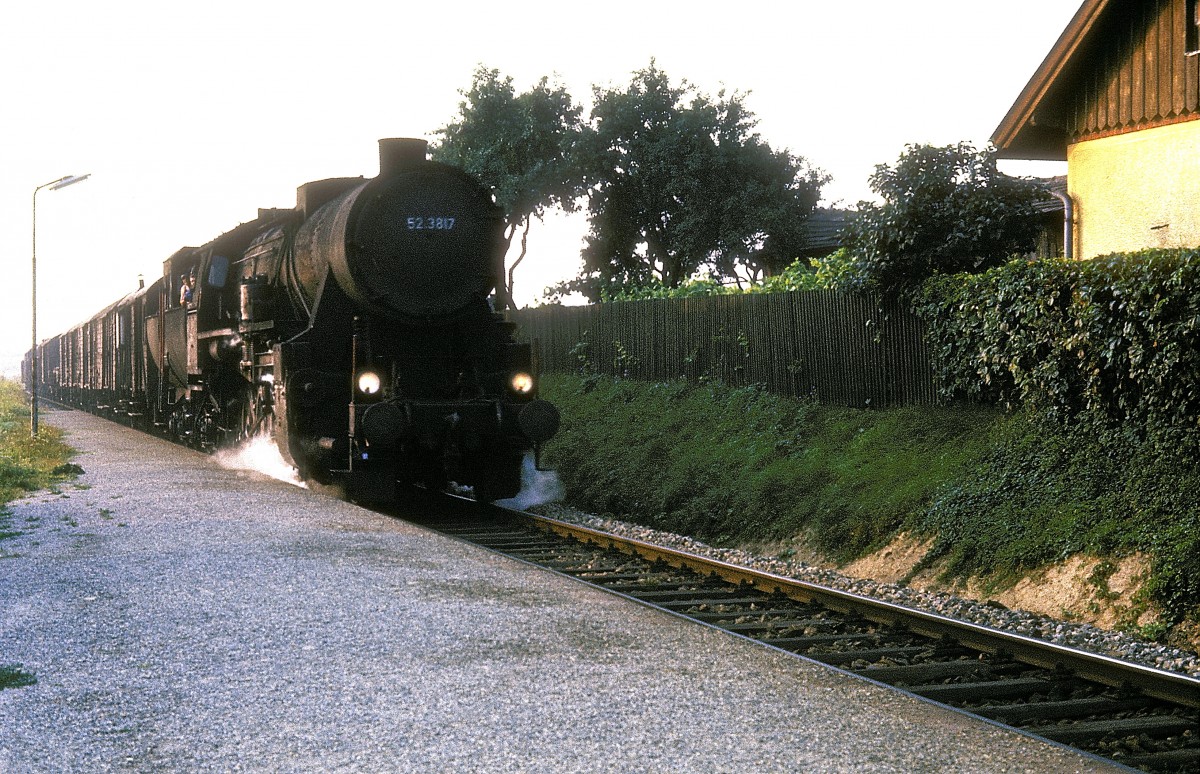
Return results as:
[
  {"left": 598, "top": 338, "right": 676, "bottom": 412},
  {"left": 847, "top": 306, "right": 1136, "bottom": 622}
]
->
[
  {"left": 570, "top": 63, "right": 827, "bottom": 300},
  {"left": 434, "top": 67, "right": 585, "bottom": 307},
  {"left": 841, "top": 142, "right": 1045, "bottom": 296}
]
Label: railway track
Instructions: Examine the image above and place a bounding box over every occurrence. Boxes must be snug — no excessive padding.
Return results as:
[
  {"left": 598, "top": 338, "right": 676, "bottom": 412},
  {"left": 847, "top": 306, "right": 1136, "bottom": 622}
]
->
[{"left": 413, "top": 503, "right": 1199, "bottom": 774}]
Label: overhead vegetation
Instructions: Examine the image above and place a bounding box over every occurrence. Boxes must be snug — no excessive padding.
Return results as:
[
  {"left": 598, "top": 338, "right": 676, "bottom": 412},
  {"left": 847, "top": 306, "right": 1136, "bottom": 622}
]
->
[
  {"left": 840, "top": 142, "right": 1046, "bottom": 296},
  {"left": 570, "top": 62, "right": 828, "bottom": 298},
  {"left": 434, "top": 68, "right": 1057, "bottom": 304},
  {"left": 433, "top": 66, "right": 586, "bottom": 306},
  {"left": 597, "top": 248, "right": 859, "bottom": 301},
  {"left": 435, "top": 62, "right": 827, "bottom": 303}
]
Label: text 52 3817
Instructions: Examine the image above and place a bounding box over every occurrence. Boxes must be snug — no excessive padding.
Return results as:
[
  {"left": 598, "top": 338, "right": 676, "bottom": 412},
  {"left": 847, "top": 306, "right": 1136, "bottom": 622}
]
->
[{"left": 406, "top": 216, "right": 456, "bottom": 230}]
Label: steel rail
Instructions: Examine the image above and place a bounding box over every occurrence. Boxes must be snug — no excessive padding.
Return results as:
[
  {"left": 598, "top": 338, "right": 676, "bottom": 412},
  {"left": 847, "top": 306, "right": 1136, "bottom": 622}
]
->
[{"left": 513, "top": 508, "right": 1200, "bottom": 709}]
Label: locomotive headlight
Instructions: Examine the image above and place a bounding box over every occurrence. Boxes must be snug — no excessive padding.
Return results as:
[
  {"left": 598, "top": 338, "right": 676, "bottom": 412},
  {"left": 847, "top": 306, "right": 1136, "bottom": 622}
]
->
[
  {"left": 510, "top": 372, "right": 534, "bottom": 395},
  {"left": 357, "top": 370, "right": 382, "bottom": 395}
]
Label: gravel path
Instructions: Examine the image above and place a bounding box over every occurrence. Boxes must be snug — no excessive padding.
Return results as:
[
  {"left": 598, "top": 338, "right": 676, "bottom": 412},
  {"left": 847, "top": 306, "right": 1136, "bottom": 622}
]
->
[{"left": 0, "top": 409, "right": 1127, "bottom": 773}]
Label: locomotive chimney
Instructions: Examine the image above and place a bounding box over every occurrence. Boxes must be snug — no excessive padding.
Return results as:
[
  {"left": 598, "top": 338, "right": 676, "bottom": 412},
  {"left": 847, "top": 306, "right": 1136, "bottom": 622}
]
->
[{"left": 379, "top": 138, "right": 428, "bottom": 175}]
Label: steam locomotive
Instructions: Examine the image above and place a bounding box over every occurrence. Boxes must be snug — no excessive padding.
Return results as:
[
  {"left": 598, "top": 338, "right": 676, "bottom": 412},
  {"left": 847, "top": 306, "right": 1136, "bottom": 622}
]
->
[{"left": 23, "top": 138, "right": 560, "bottom": 503}]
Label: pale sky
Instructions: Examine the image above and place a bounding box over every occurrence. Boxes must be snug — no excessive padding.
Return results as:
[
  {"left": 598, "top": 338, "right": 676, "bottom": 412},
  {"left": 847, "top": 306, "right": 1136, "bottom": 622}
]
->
[{"left": 0, "top": 0, "right": 1082, "bottom": 376}]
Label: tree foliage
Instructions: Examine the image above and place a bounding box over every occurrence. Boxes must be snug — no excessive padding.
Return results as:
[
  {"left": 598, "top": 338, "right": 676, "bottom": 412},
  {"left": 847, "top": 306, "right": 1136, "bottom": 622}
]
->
[
  {"left": 841, "top": 142, "right": 1045, "bottom": 296},
  {"left": 433, "top": 67, "right": 585, "bottom": 306},
  {"left": 596, "top": 249, "right": 859, "bottom": 301},
  {"left": 567, "top": 63, "right": 827, "bottom": 300}
]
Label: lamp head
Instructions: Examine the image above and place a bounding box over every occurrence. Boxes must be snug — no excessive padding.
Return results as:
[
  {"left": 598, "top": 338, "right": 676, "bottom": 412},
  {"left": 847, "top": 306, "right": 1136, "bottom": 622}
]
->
[{"left": 49, "top": 174, "right": 90, "bottom": 191}]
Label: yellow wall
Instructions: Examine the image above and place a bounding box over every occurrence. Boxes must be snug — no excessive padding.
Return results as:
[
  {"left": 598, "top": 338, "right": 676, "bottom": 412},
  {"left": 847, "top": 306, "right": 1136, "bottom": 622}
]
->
[{"left": 1067, "top": 119, "right": 1200, "bottom": 258}]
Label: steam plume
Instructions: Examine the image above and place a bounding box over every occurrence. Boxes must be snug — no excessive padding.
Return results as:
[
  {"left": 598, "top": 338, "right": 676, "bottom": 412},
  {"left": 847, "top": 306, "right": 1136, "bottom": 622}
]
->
[
  {"left": 214, "top": 434, "right": 306, "bottom": 488},
  {"left": 496, "top": 453, "right": 563, "bottom": 510}
]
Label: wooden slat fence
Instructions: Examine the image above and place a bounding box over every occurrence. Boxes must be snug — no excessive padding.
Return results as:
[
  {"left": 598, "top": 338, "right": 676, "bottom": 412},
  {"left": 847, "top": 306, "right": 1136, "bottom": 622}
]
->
[{"left": 508, "top": 291, "right": 938, "bottom": 407}]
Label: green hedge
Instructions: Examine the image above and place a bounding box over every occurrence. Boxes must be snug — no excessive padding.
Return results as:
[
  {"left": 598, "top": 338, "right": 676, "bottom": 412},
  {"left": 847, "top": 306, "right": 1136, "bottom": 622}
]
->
[
  {"left": 909, "top": 249, "right": 1200, "bottom": 626},
  {"left": 917, "top": 249, "right": 1200, "bottom": 446}
]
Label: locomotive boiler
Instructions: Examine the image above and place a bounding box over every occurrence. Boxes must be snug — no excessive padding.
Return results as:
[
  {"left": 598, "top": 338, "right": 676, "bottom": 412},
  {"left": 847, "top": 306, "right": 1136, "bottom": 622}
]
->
[{"left": 26, "top": 138, "right": 559, "bottom": 503}]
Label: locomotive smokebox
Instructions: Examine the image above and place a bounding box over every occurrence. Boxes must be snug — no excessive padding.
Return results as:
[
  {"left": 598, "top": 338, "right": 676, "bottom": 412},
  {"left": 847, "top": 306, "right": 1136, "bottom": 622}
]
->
[{"left": 288, "top": 138, "right": 505, "bottom": 321}]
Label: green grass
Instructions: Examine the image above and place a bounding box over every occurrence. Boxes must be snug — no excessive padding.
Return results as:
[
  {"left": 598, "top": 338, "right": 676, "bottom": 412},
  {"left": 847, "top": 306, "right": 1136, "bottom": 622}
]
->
[
  {"left": 914, "top": 412, "right": 1200, "bottom": 626},
  {"left": 542, "top": 374, "right": 997, "bottom": 559},
  {"left": 0, "top": 378, "right": 78, "bottom": 515},
  {"left": 541, "top": 374, "right": 1200, "bottom": 630},
  {"left": 0, "top": 664, "right": 36, "bottom": 690}
]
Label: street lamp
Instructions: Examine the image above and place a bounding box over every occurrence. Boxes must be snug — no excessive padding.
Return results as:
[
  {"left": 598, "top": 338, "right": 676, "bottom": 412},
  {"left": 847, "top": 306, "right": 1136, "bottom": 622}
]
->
[{"left": 31, "top": 173, "right": 90, "bottom": 436}]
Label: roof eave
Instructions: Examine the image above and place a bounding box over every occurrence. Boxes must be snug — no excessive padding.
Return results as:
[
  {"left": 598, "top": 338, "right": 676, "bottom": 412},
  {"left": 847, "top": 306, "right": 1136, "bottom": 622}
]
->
[{"left": 992, "top": 0, "right": 1112, "bottom": 159}]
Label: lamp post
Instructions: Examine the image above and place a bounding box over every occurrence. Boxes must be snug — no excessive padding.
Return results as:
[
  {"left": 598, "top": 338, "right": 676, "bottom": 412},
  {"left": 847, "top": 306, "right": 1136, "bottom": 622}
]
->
[{"left": 31, "top": 173, "right": 90, "bottom": 436}]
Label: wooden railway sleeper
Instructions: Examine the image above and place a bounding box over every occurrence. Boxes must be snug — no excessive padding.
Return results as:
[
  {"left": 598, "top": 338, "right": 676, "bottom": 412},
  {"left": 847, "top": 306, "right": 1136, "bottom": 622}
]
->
[
  {"left": 1117, "top": 747, "right": 1200, "bottom": 773},
  {"left": 971, "top": 695, "right": 1164, "bottom": 725},
  {"left": 552, "top": 568, "right": 657, "bottom": 578},
  {"left": 811, "top": 645, "right": 936, "bottom": 667},
  {"left": 687, "top": 608, "right": 844, "bottom": 624},
  {"left": 855, "top": 657, "right": 1027, "bottom": 686},
  {"left": 908, "top": 676, "right": 1070, "bottom": 704},
  {"left": 567, "top": 571, "right": 698, "bottom": 587},
  {"left": 718, "top": 617, "right": 866, "bottom": 635},
  {"left": 1033, "top": 712, "right": 1199, "bottom": 745},
  {"left": 609, "top": 586, "right": 751, "bottom": 601},
  {"left": 651, "top": 596, "right": 776, "bottom": 611}
]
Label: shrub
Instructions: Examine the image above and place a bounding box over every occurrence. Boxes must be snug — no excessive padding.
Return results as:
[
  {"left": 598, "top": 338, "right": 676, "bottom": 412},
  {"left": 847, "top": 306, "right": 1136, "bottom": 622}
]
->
[
  {"left": 915, "top": 409, "right": 1200, "bottom": 626},
  {"left": 916, "top": 249, "right": 1200, "bottom": 451},
  {"left": 841, "top": 143, "right": 1044, "bottom": 296}
]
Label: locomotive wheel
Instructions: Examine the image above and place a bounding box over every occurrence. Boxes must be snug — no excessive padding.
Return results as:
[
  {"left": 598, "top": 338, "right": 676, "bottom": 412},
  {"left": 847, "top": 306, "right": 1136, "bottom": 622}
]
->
[
  {"left": 234, "top": 401, "right": 257, "bottom": 444},
  {"left": 415, "top": 458, "right": 447, "bottom": 493},
  {"left": 472, "top": 452, "right": 522, "bottom": 504},
  {"left": 222, "top": 386, "right": 259, "bottom": 445}
]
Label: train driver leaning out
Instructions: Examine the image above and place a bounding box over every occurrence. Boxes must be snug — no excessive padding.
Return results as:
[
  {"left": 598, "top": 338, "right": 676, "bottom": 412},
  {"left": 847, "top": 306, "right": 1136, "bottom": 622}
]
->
[{"left": 180, "top": 272, "right": 195, "bottom": 307}]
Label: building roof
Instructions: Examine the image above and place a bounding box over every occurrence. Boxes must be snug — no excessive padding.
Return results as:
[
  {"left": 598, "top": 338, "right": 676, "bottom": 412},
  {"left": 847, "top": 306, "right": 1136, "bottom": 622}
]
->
[
  {"left": 803, "top": 208, "right": 849, "bottom": 255},
  {"left": 992, "top": 0, "right": 1111, "bottom": 160},
  {"left": 1030, "top": 175, "right": 1069, "bottom": 214}
]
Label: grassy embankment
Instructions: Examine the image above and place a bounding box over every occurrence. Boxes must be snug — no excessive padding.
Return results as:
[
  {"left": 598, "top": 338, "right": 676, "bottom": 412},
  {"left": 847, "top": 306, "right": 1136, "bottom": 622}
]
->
[
  {"left": 0, "top": 377, "right": 77, "bottom": 690},
  {"left": 540, "top": 373, "right": 1200, "bottom": 640}
]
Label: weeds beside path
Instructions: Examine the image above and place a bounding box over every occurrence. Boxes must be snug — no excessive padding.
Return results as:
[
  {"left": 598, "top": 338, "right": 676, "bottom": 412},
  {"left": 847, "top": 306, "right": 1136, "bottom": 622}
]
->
[
  {"left": 0, "top": 377, "right": 78, "bottom": 527},
  {"left": 0, "top": 377, "right": 78, "bottom": 692}
]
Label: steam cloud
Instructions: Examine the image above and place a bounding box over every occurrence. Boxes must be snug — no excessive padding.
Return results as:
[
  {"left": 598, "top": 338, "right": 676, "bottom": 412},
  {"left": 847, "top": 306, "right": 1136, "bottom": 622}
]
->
[
  {"left": 496, "top": 453, "right": 564, "bottom": 510},
  {"left": 214, "top": 434, "right": 306, "bottom": 488}
]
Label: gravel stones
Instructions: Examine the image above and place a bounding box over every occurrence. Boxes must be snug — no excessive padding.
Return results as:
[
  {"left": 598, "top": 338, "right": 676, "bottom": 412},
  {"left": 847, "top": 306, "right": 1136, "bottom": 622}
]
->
[{"left": 532, "top": 504, "right": 1200, "bottom": 679}]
